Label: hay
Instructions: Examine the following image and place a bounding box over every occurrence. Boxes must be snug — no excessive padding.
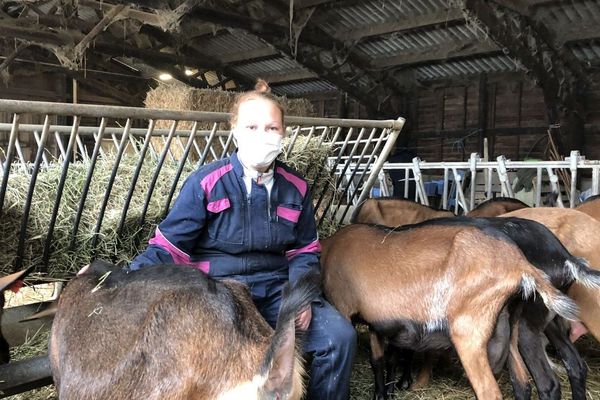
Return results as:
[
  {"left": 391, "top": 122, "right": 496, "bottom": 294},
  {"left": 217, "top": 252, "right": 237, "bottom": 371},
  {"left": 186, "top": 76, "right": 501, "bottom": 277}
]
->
[
  {"left": 0, "top": 134, "right": 335, "bottom": 277},
  {"left": 9, "top": 326, "right": 600, "bottom": 400},
  {"left": 6, "top": 328, "right": 56, "bottom": 400},
  {"left": 145, "top": 82, "right": 314, "bottom": 130},
  {"left": 349, "top": 327, "right": 600, "bottom": 399},
  {"left": 0, "top": 153, "right": 195, "bottom": 278},
  {"left": 279, "top": 135, "right": 340, "bottom": 238}
]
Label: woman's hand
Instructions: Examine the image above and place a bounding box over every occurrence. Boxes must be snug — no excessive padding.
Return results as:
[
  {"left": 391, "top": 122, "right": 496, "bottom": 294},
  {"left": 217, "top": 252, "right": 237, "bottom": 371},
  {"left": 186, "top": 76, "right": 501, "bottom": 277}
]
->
[{"left": 295, "top": 307, "right": 312, "bottom": 331}]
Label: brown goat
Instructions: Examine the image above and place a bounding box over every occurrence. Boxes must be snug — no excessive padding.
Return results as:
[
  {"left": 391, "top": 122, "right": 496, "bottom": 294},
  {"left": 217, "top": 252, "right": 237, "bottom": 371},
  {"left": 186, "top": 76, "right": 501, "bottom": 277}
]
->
[
  {"left": 467, "top": 197, "right": 529, "bottom": 217},
  {"left": 576, "top": 194, "right": 600, "bottom": 222},
  {"left": 0, "top": 268, "right": 30, "bottom": 364},
  {"left": 321, "top": 223, "right": 577, "bottom": 400},
  {"left": 50, "top": 261, "right": 319, "bottom": 400},
  {"left": 351, "top": 197, "right": 454, "bottom": 226},
  {"left": 503, "top": 207, "right": 600, "bottom": 342}
]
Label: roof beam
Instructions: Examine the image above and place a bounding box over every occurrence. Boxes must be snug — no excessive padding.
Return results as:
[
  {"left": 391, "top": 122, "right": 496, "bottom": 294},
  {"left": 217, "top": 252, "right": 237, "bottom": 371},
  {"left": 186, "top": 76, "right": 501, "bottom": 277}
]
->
[
  {"left": 260, "top": 69, "right": 318, "bottom": 84},
  {"left": 373, "top": 40, "right": 499, "bottom": 68},
  {"left": 184, "top": 4, "right": 404, "bottom": 117},
  {"left": 292, "top": 0, "right": 338, "bottom": 8},
  {"left": 337, "top": 8, "right": 465, "bottom": 40},
  {"left": 138, "top": 24, "right": 255, "bottom": 87},
  {"left": 69, "top": 4, "right": 127, "bottom": 64},
  {"left": 0, "top": 16, "right": 226, "bottom": 70},
  {"left": 218, "top": 47, "right": 279, "bottom": 64}
]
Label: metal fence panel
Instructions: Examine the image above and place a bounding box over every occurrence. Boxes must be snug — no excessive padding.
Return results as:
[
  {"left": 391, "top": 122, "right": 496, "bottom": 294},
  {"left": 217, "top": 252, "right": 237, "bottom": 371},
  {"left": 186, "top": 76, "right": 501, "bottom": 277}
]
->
[{"left": 0, "top": 100, "right": 404, "bottom": 275}]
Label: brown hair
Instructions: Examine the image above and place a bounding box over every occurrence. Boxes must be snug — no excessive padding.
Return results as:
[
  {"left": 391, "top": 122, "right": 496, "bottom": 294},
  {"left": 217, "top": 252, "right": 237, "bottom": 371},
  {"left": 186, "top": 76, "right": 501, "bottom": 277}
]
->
[{"left": 229, "top": 79, "right": 286, "bottom": 127}]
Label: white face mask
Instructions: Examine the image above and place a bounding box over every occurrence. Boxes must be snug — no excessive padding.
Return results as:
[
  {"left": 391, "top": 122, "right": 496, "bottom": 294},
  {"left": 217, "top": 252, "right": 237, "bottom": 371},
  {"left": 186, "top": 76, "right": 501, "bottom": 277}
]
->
[{"left": 233, "top": 130, "right": 283, "bottom": 170}]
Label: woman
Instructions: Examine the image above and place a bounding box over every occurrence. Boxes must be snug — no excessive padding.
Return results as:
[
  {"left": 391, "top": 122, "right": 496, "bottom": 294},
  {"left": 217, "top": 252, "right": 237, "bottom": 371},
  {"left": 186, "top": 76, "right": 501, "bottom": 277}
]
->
[{"left": 131, "top": 80, "right": 357, "bottom": 400}]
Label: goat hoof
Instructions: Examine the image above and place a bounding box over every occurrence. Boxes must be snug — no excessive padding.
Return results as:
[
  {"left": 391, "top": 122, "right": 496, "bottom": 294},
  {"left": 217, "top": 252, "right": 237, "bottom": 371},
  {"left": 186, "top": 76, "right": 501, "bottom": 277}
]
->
[
  {"left": 399, "top": 378, "right": 412, "bottom": 390},
  {"left": 372, "top": 392, "right": 387, "bottom": 400}
]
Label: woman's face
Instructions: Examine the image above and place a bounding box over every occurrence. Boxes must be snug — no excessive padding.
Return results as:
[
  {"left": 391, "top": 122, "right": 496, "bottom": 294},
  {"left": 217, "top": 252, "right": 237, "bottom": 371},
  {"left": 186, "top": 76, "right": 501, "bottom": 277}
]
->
[{"left": 233, "top": 98, "right": 284, "bottom": 137}]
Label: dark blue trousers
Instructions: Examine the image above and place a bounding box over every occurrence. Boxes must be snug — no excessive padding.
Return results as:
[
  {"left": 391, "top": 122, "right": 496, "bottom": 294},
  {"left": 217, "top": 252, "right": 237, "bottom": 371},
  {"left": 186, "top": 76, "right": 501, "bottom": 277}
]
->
[{"left": 249, "top": 275, "right": 357, "bottom": 400}]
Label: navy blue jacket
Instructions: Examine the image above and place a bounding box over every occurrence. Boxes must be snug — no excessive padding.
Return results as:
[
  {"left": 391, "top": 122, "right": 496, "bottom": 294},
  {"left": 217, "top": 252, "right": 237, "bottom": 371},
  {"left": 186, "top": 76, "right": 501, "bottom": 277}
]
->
[{"left": 130, "top": 152, "right": 321, "bottom": 285}]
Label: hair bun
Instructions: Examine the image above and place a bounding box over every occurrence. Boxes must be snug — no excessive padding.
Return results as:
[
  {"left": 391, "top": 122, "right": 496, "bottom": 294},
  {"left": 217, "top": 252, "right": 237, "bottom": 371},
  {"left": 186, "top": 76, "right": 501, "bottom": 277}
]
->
[{"left": 254, "top": 79, "right": 271, "bottom": 94}]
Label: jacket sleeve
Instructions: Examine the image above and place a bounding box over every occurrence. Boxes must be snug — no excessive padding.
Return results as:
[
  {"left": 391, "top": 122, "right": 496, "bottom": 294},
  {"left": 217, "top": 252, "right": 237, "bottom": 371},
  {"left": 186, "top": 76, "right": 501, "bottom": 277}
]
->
[
  {"left": 130, "top": 173, "right": 206, "bottom": 270},
  {"left": 286, "top": 188, "right": 322, "bottom": 285}
]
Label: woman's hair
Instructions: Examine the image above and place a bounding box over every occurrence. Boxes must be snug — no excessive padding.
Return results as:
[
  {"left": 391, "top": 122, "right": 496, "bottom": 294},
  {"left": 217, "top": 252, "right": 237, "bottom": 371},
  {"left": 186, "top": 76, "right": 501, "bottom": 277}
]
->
[{"left": 229, "top": 79, "right": 286, "bottom": 127}]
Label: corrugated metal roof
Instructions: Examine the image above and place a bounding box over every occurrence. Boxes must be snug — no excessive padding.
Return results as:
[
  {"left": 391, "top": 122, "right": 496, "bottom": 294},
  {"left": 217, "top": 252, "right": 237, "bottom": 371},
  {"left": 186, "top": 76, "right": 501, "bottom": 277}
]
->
[
  {"left": 193, "top": 31, "right": 269, "bottom": 57},
  {"left": 356, "top": 24, "right": 485, "bottom": 59},
  {"left": 319, "top": 0, "right": 455, "bottom": 35},
  {"left": 411, "top": 54, "right": 521, "bottom": 80},
  {"left": 232, "top": 57, "right": 309, "bottom": 77},
  {"left": 11, "top": 0, "right": 600, "bottom": 96},
  {"left": 272, "top": 80, "right": 337, "bottom": 96},
  {"left": 569, "top": 42, "right": 600, "bottom": 65}
]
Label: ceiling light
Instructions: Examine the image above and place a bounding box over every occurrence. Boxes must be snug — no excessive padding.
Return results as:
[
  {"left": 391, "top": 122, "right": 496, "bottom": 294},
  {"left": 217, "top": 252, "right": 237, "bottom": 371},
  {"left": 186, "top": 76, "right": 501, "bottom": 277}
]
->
[
  {"left": 184, "top": 69, "right": 194, "bottom": 76},
  {"left": 159, "top": 73, "right": 173, "bottom": 81}
]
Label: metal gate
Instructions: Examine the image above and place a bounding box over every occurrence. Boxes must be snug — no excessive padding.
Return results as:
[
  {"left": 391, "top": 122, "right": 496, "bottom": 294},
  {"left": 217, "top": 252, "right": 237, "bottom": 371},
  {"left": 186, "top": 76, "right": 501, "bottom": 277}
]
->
[
  {"left": 0, "top": 99, "right": 405, "bottom": 276},
  {"left": 380, "top": 151, "right": 600, "bottom": 214}
]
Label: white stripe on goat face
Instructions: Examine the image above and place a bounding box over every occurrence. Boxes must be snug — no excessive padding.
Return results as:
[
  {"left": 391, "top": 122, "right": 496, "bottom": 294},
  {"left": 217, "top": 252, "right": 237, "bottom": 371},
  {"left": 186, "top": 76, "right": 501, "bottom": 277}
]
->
[{"left": 217, "top": 374, "right": 266, "bottom": 400}]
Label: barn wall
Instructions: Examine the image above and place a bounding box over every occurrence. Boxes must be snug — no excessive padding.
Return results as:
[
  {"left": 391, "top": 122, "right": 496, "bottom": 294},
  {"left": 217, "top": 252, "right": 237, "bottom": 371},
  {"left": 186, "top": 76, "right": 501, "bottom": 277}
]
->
[{"left": 305, "top": 74, "right": 600, "bottom": 162}]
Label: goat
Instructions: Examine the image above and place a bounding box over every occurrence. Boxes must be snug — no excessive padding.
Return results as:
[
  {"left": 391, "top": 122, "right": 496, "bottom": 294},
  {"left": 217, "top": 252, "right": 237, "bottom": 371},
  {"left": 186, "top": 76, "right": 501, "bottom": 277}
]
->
[
  {"left": 466, "top": 197, "right": 529, "bottom": 217},
  {"left": 351, "top": 197, "right": 454, "bottom": 226},
  {"left": 429, "top": 216, "right": 600, "bottom": 400},
  {"left": 320, "top": 223, "right": 577, "bottom": 400},
  {"left": 49, "top": 260, "right": 319, "bottom": 400},
  {"left": 350, "top": 197, "right": 589, "bottom": 398},
  {"left": 503, "top": 207, "right": 600, "bottom": 342},
  {"left": 575, "top": 194, "right": 600, "bottom": 222},
  {"left": 0, "top": 268, "right": 30, "bottom": 364}
]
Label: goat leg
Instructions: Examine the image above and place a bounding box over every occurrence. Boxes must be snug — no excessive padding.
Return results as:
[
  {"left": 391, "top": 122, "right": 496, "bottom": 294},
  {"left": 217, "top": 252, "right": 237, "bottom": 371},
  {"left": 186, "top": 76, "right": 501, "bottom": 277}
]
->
[
  {"left": 518, "top": 319, "right": 561, "bottom": 400},
  {"left": 545, "top": 318, "right": 587, "bottom": 400},
  {"left": 451, "top": 317, "right": 502, "bottom": 400},
  {"left": 369, "top": 329, "right": 388, "bottom": 400}
]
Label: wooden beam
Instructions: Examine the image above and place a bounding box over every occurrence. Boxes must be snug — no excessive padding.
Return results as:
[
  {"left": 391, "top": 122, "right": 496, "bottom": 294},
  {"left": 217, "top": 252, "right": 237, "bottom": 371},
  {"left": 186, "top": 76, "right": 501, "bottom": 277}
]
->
[
  {"left": 260, "top": 69, "right": 318, "bottom": 84},
  {"left": 338, "top": 8, "right": 465, "bottom": 40},
  {"left": 70, "top": 4, "right": 127, "bottom": 63},
  {"left": 76, "top": 77, "right": 143, "bottom": 105},
  {"left": 138, "top": 24, "right": 255, "bottom": 87},
  {"left": 79, "top": 0, "right": 172, "bottom": 30},
  {"left": 184, "top": 6, "right": 404, "bottom": 117},
  {"left": 218, "top": 47, "right": 279, "bottom": 64},
  {"left": 493, "top": 0, "right": 557, "bottom": 16},
  {"left": 293, "top": 0, "right": 337, "bottom": 8},
  {"left": 0, "top": 42, "right": 29, "bottom": 72},
  {"left": 0, "top": 17, "right": 228, "bottom": 70},
  {"left": 373, "top": 40, "right": 499, "bottom": 68}
]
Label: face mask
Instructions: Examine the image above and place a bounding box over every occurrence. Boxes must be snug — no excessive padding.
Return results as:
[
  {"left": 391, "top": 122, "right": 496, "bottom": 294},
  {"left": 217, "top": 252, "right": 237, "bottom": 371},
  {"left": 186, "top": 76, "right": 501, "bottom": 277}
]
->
[{"left": 233, "top": 130, "right": 283, "bottom": 170}]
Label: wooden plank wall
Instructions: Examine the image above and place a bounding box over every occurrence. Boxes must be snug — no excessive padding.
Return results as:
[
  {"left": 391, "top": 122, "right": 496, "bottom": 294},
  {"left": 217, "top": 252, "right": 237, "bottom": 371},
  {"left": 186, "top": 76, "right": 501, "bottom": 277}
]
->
[{"left": 306, "top": 74, "right": 600, "bottom": 162}]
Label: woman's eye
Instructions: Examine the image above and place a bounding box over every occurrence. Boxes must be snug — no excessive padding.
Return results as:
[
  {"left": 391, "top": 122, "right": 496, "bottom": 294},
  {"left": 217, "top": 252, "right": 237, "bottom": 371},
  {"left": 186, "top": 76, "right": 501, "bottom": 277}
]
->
[
  {"left": 246, "top": 125, "right": 257, "bottom": 130},
  {"left": 269, "top": 126, "right": 281, "bottom": 132}
]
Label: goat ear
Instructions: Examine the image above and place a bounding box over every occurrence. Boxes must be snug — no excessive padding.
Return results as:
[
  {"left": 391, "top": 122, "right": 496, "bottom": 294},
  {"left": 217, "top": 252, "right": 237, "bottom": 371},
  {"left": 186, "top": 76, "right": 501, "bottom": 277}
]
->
[
  {"left": 264, "top": 320, "right": 296, "bottom": 395},
  {"left": 0, "top": 268, "right": 31, "bottom": 292}
]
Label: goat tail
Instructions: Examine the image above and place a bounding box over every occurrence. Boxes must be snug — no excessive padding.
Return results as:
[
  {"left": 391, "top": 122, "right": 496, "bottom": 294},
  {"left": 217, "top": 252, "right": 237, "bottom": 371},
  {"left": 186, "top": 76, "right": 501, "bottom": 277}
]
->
[
  {"left": 566, "top": 257, "right": 600, "bottom": 289},
  {"left": 520, "top": 267, "right": 579, "bottom": 322},
  {"left": 260, "top": 272, "right": 321, "bottom": 378},
  {"left": 277, "top": 271, "right": 322, "bottom": 330}
]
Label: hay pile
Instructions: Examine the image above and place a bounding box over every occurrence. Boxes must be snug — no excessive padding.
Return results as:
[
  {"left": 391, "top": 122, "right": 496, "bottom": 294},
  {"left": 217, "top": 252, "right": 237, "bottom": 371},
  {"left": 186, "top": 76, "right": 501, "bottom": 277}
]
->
[
  {"left": 279, "top": 135, "right": 339, "bottom": 238},
  {"left": 7, "top": 328, "right": 56, "bottom": 400},
  {"left": 0, "top": 154, "right": 195, "bottom": 278},
  {"left": 144, "top": 83, "right": 313, "bottom": 163},
  {"left": 7, "top": 325, "right": 600, "bottom": 400},
  {"left": 0, "top": 134, "right": 336, "bottom": 277},
  {"left": 145, "top": 83, "right": 314, "bottom": 130}
]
